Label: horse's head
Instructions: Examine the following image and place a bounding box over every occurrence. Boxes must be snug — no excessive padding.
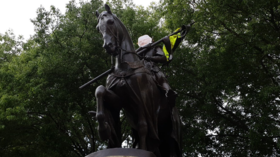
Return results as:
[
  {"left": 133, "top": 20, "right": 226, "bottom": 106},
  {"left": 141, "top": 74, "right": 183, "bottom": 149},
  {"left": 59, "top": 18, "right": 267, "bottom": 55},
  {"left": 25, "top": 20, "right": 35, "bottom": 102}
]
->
[{"left": 96, "top": 4, "right": 119, "bottom": 56}]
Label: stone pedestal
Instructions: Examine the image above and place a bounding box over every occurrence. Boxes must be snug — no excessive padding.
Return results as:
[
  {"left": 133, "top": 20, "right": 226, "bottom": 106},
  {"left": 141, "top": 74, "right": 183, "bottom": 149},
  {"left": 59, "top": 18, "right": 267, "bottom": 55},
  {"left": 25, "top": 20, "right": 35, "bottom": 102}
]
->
[{"left": 86, "top": 148, "right": 156, "bottom": 157}]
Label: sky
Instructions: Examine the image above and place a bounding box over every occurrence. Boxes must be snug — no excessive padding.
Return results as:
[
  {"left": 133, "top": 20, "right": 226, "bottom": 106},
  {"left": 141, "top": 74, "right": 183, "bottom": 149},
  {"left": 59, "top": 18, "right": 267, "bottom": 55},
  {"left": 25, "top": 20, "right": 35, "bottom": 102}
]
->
[{"left": 0, "top": 0, "right": 159, "bottom": 40}]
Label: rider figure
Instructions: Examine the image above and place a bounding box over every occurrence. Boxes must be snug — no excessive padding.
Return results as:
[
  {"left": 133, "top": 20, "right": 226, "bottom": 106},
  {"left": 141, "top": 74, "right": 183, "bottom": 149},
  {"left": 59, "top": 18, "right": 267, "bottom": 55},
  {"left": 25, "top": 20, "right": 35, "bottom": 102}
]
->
[
  {"left": 136, "top": 26, "right": 190, "bottom": 106},
  {"left": 137, "top": 35, "right": 176, "bottom": 103}
]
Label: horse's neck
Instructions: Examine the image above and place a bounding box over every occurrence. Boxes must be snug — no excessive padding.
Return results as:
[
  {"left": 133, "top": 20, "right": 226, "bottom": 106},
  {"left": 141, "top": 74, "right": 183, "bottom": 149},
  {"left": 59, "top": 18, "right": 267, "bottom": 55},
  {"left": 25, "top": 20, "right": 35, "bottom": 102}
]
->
[{"left": 114, "top": 38, "right": 140, "bottom": 70}]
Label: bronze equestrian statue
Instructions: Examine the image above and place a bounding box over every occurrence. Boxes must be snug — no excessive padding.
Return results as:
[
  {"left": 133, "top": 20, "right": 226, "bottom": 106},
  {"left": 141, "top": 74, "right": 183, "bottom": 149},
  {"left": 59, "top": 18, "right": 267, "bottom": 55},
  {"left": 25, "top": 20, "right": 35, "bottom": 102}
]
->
[{"left": 93, "top": 4, "right": 187, "bottom": 157}]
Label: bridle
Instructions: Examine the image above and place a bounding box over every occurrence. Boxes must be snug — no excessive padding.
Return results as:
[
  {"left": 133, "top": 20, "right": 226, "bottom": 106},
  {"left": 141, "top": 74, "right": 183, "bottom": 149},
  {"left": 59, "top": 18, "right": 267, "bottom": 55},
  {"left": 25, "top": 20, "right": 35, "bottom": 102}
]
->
[{"left": 98, "top": 14, "right": 141, "bottom": 63}]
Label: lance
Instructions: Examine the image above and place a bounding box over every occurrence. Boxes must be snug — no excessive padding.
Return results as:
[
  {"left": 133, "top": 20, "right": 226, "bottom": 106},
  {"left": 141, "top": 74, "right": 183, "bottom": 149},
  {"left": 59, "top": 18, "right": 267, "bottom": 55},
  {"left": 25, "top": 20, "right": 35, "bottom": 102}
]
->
[
  {"left": 79, "top": 67, "right": 114, "bottom": 89},
  {"left": 79, "top": 56, "right": 114, "bottom": 89},
  {"left": 79, "top": 23, "right": 194, "bottom": 89}
]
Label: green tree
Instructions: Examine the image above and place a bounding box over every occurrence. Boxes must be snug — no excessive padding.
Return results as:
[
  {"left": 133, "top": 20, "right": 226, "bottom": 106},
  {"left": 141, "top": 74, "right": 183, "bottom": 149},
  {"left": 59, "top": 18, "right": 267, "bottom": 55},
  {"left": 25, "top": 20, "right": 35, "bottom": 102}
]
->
[
  {"left": 1, "top": 0, "right": 105, "bottom": 156},
  {"left": 161, "top": 0, "right": 280, "bottom": 156},
  {"left": 0, "top": 31, "right": 23, "bottom": 65},
  {"left": 0, "top": 31, "right": 33, "bottom": 156}
]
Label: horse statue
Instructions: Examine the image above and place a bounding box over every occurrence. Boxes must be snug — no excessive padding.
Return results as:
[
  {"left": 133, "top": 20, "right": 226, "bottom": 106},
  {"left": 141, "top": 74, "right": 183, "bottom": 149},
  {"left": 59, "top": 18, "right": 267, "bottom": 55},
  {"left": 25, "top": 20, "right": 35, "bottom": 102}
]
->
[{"left": 94, "top": 4, "right": 182, "bottom": 157}]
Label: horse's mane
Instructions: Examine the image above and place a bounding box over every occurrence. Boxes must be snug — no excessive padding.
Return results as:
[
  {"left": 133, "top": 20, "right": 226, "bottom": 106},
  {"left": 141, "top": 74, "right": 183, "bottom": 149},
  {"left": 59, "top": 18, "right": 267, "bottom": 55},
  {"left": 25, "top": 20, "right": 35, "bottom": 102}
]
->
[{"left": 112, "top": 14, "right": 134, "bottom": 50}]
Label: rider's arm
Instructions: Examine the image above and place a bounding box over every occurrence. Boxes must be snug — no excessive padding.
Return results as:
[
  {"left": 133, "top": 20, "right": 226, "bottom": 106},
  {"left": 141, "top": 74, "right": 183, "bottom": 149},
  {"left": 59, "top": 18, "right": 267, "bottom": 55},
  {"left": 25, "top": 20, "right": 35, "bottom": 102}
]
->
[
  {"left": 146, "top": 55, "right": 167, "bottom": 63},
  {"left": 145, "top": 47, "right": 168, "bottom": 63}
]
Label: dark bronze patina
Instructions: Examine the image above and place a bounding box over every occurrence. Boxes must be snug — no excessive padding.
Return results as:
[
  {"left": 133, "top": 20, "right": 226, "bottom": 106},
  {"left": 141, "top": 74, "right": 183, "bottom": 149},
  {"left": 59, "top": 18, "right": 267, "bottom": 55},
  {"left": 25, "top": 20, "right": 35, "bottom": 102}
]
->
[{"left": 91, "top": 4, "right": 184, "bottom": 157}]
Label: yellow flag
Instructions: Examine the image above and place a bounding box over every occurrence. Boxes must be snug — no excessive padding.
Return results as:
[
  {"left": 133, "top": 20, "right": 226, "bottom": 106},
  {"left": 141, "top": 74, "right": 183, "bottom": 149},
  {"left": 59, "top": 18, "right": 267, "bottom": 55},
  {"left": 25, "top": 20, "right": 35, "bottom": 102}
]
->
[{"left": 163, "top": 28, "right": 181, "bottom": 61}]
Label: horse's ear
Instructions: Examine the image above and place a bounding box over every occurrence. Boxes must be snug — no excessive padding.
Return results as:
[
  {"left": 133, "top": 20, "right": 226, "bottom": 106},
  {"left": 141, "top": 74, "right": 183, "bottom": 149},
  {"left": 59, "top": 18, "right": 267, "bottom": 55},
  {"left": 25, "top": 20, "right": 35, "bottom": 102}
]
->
[
  {"left": 95, "top": 10, "right": 99, "bottom": 18},
  {"left": 105, "top": 4, "right": 112, "bottom": 14}
]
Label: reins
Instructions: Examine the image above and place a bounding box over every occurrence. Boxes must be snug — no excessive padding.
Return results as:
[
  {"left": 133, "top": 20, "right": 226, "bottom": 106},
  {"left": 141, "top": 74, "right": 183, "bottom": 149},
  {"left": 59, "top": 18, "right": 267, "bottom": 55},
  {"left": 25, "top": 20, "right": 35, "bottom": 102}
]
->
[{"left": 105, "top": 16, "right": 142, "bottom": 62}]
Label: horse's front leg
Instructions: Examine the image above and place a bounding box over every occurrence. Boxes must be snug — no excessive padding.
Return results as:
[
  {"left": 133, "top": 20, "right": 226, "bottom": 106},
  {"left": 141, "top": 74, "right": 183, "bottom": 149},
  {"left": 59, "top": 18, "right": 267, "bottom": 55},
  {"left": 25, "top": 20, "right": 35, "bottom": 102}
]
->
[{"left": 95, "top": 85, "right": 122, "bottom": 147}]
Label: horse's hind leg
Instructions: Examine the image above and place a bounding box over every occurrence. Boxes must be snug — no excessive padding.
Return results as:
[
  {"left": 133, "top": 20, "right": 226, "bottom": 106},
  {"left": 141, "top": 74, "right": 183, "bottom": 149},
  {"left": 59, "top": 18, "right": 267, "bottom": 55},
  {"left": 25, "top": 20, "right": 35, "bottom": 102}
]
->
[
  {"left": 95, "top": 85, "right": 122, "bottom": 147},
  {"left": 137, "top": 113, "right": 148, "bottom": 150}
]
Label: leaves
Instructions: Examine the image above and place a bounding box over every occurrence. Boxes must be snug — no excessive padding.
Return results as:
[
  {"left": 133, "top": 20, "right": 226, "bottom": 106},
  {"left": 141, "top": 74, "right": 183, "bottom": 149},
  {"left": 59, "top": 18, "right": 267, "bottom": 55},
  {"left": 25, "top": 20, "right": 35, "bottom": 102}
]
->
[
  {"left": 161, "top": 0, "right": 280, "bottom": 156},
  {"left": 1, "top": 0, "right": 280, "bottom": 156}
]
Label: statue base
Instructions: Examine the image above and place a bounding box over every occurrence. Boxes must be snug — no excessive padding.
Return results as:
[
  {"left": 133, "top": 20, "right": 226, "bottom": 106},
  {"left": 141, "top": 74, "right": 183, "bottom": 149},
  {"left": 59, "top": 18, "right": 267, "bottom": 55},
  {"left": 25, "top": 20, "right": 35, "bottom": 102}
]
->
[{"left": 86, "top": 148, "right": 156, "bottom": 157}]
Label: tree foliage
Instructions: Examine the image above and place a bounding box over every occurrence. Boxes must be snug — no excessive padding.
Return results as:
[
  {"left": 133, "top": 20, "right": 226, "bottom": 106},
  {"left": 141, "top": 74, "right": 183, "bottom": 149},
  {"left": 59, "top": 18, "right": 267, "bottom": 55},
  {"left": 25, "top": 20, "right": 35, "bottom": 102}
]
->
[
  {"left": 1, "top": 0, "right": 280, "bottom": 156},
  {"left": 162, "top": 0, "right": 280, "bottom": 156}
]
